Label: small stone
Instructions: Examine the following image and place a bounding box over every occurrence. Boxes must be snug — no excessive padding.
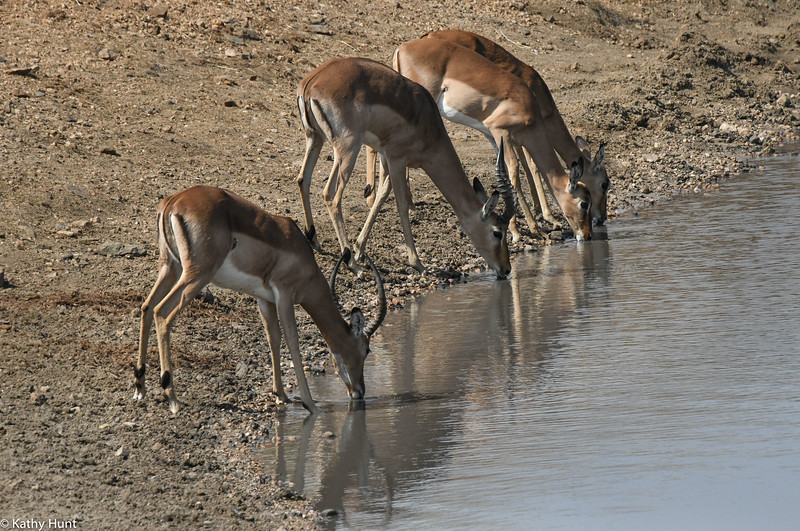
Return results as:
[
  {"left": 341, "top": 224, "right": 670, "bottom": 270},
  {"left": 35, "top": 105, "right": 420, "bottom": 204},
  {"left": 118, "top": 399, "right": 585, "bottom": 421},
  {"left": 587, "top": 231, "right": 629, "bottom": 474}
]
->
[
  {"left": 321, "top": 431, "right": 336, "bottom": 439},
  {"left": 151, "top": 5, "right": 168, "bottom": 18},
  {"left": 213, "top": 75, "right": 236, "bottom": 86},
  {"left": 235, "top": 361, "right": 248, "bottom": 378},
  {"left": 30, "top": 392, "right": 46, "bottom": 405},
  {"left": 71, "top": 219, "right": 93, "bottom": 228},
  {"left": 18, "top": 224, "right": 36, "bottom": 241},
  {"left": 309, "top": 25, "right": 333, "bottom": 36},
  {"left": 223, "top": 100, "right": 238, "bottom": 107},
  {"left": 96, "top": 242, "right": 148, "bottom": 257},
  {"left": 98, "top": 48, "right": 116, "bottom": 61},
  {"left": 5, "top": 66, "right": 39, "bottom": 76},
  {"left": 100, "top": 146, "right": 119, "bottom": 156},
  {"left": 115, "top": 446, "right": 130, "bottom": 458},
  {"left": 224, "top": 34, "right": 245, "bottom": 45}
]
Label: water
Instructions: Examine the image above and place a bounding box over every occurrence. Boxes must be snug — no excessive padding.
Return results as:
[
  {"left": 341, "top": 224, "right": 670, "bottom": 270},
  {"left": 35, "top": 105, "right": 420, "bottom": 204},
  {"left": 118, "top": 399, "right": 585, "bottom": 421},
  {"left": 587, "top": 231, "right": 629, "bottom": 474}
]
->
[{"left": 261, "top": 155, "right": 800, "bottom": 530}]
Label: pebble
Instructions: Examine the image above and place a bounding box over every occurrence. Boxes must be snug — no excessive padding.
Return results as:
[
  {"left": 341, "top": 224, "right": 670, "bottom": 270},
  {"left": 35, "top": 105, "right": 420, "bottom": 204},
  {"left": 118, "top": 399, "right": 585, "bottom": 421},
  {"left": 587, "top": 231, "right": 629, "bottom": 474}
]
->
[
  {"left": 98, "top": 48, "right": 116, "bottom": 61},
  {"left": 96, "top": 242, "right": 148, "bottom": 257},
  {"left": 115, "top": 446, "right": 130, "bottom": 458}
]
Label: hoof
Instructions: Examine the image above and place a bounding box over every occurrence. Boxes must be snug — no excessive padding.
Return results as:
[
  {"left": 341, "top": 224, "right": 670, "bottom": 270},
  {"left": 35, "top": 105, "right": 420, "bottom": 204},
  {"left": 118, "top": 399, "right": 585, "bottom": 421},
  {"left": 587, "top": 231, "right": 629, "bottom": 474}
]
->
[
  {"left": 271, "top": 391, "right": 290, "bottom": 406},
  {"left": 302, "top": 401, "right": 321, "bottom": 415}
]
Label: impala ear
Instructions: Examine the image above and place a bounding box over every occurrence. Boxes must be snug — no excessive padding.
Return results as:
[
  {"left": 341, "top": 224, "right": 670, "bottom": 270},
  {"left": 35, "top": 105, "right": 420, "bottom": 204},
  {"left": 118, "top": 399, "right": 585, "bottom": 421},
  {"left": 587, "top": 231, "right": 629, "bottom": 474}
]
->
[
  {"left": 568, "top": 158, "right": 584, "bottom": 193},
  {"left": 592, "top": 143, "right": 606, "bottom": 171},
  {"left": 473, "top": 177, "right": 488, "bottom": 202},
  {"left": 349, "top": 307, "right": 365, "bottom": 335},
  {"left": 480, "top": 191, "right": 500, "bottom": 221},
  {"left": 575, "top": 135, "right": 590, "bottom": 153}
]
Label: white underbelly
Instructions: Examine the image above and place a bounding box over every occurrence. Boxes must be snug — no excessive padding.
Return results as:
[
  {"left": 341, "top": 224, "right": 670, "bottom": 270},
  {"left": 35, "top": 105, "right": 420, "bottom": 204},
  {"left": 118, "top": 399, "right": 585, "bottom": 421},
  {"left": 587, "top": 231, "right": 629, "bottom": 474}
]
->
[
  {"left": 363, "top": 131, "right": 381, "bottom": 151},
  {"left": 437, "top": 93, "right": 494, "bottom": 143},
  {"left": 212, "top": 255, "right": 275, "bottom": 302}
]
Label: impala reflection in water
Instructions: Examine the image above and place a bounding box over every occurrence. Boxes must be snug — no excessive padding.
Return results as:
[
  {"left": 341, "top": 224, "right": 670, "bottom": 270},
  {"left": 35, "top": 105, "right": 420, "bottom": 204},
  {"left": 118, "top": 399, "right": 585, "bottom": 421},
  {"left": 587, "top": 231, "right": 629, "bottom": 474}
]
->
[{"left": 264, "top": 242, "right": 611, "bottom": 529}]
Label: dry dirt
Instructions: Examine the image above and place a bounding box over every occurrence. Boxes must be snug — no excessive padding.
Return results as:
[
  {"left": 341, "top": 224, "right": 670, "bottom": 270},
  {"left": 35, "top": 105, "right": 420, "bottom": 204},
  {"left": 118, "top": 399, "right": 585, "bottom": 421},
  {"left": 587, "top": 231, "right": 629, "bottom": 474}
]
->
[{"left": 1, "top": 0, "right": 798, "bottom": 529}]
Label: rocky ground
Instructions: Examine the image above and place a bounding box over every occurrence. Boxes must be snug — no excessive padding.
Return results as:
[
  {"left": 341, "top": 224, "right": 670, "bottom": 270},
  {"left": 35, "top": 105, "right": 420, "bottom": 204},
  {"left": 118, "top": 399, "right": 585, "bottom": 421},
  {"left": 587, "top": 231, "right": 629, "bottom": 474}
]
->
[{"left": 1, "top": 0, "right": 798, "bottom": 529}]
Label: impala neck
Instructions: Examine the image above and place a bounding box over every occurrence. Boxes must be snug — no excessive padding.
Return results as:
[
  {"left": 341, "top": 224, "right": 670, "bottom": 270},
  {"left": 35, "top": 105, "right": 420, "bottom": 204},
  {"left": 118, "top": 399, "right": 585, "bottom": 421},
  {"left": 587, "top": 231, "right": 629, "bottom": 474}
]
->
[
  {"left": 418, "top": 147, "right": 484, "bottom": 221},
  {"left": 298, "top": 273, "right": 354, "bottom": 351},
  {"left": 518, "top": 129, "right": 571, "bottom": 194}
]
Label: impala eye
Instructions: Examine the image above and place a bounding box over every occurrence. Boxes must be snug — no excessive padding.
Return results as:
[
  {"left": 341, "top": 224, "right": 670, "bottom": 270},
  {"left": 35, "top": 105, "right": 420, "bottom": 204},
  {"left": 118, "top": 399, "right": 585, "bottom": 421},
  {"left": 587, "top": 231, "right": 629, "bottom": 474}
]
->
[
  {"left": 493, "top": 230, "right": 503, "bottom": 239},
  {"left": 580, "top": 201, "right": 589, "bottom": 211},
  {"left": 602, "top": 181, "right": 610, "bottom": 191}
]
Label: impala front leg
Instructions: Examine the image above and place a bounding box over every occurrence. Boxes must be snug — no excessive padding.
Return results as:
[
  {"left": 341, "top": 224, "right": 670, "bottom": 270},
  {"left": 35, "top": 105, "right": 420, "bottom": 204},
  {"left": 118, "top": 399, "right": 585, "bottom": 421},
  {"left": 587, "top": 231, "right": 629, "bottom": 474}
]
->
[
  {"left": 521, "top": 147, "right": 560, "bottom": 228},
  {"left": 387, "top": 160, "right": 424, "bottom": 272},
  {"left": 355, "top": 152, "right": 395, "bottom": 270},
  {"left": 277, "top": 294, "right": 319, "bottom": 414},
  {"left": 510, "top": 144, "right": 544, "bottom": 240},
  {"left": 256, "top": 299, "right": 290, "bottom": 405},
  {"left": 364, "top": 146, "right": 379, "bottom": 208}
]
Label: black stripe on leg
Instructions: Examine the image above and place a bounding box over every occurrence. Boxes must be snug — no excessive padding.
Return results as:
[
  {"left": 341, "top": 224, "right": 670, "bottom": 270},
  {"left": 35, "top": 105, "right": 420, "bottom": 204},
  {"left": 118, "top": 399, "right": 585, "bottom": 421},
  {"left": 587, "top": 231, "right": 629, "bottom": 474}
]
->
[
  {"left": 305, "top": 225, "right": 316, "bottom": 242},
  {"left": 133, "top": 364, "right": 146, "bottom": 379},
  {"left": 160, "top": 371, "right": 172, "bottom": 389}
]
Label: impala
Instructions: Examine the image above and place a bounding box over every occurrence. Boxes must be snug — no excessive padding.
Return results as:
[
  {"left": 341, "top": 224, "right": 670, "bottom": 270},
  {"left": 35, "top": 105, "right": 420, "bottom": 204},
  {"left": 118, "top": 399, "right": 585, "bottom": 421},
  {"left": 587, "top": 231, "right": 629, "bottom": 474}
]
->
[
  {"left": 384, "top": 37, "right": 593, "bottom": 241},
  {"left": 424, "top": 29, "right": 609, "bottom": 226},
  {"left": 296, "top": 56, "right": 515, "bottom": 278},
  {"left": 134, "top": 185, "right": 387, "bottom": 414}
]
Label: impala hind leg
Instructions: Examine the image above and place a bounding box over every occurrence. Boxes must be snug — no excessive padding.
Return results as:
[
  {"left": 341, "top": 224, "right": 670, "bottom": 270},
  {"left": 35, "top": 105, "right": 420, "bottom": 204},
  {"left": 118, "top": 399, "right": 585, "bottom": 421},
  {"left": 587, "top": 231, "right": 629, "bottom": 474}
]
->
[
  {"left": 152, "top": 274, "right": 212, "bottom": 414},
  {"left": 135, "top": 261, "right": 180, "bottom": 401},
  {"left": 297, "top": 131, "right": 325, "bottom": 249},
  {"left": 256, "top": 299, "right": 290, "bottom": 405},
  {"left": 323, "top": 142, "right": 361, "bottom": 272}
]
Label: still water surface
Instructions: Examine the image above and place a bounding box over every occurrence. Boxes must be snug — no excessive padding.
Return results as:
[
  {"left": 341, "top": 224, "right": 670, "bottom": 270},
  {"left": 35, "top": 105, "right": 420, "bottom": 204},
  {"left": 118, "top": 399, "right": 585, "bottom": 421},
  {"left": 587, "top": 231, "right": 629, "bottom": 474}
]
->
[{"left": 261, "top": 156, "right": 800, "bottom": 530}]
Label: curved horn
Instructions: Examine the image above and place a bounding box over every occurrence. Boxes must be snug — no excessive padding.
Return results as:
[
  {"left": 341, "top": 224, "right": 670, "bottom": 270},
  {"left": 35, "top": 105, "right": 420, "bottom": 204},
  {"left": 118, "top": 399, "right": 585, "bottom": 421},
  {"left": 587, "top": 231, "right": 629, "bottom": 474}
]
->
[
  {"left": 362, "top": 252, "right": 387, "bottom": 338},
  {"left": 495, "top": 138, "right": 517, "bottom": 224},
  {"left": 329, "top": 248, "right": 352, "bottom": 316}
]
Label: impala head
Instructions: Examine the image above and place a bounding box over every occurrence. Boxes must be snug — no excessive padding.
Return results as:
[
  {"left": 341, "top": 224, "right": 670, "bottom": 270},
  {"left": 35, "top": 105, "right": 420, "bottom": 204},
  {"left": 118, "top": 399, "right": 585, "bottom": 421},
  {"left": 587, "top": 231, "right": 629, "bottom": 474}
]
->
[
  {"left": 329, "top": 249, "right": 387, "bottom": 400},
  {"left": 470, "top": 141, "right": 515, "bottom": 279},
  {"left": 558, "top": 157, "right": 593, "bottom": 241},
  {"left": 575, "top": 137, "right": 608, "bottom": 226}
]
